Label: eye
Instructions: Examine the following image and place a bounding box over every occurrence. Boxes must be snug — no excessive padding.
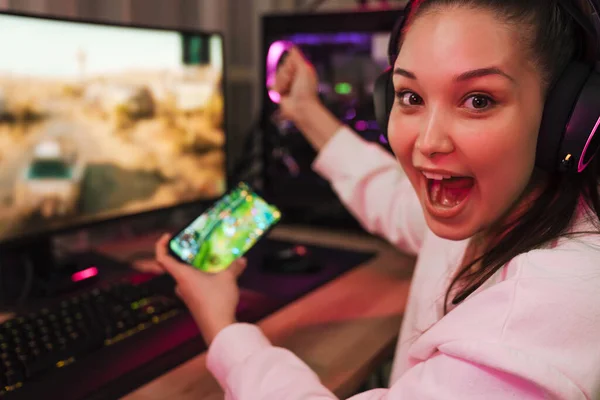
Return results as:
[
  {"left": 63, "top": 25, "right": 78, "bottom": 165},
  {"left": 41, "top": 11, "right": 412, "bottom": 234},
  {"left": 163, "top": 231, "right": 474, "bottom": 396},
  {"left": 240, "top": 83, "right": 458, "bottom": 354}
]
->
[
  {"left": 396, "top": 91, "right": 423, "bottom": 107},
  {"left": 463, "top": 94, "right": 495, "bottom": 111}
]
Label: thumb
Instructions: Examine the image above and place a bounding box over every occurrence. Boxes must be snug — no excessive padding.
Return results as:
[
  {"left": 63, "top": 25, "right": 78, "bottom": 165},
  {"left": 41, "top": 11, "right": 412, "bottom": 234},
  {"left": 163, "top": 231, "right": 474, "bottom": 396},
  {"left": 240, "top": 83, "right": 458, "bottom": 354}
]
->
[{"left": 155, "top": 233, "right": 194, "bottom": 281}]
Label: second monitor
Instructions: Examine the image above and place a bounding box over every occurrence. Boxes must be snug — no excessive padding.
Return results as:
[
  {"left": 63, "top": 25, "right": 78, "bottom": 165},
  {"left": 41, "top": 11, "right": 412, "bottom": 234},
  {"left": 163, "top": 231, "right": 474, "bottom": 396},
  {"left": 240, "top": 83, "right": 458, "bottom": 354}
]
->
[{"left": 261, "top": 9, "right": 402, "bottom": 231}]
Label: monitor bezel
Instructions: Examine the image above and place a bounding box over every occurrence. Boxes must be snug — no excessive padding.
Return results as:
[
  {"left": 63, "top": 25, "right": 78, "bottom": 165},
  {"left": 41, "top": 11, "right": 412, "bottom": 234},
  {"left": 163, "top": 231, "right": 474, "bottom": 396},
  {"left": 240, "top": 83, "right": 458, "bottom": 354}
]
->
[
  {"left": 262, "top": 8, "right": 403, "bottom": 37},
  {"left": 0, "top": 9, "right": 230, "bottom": 249}
]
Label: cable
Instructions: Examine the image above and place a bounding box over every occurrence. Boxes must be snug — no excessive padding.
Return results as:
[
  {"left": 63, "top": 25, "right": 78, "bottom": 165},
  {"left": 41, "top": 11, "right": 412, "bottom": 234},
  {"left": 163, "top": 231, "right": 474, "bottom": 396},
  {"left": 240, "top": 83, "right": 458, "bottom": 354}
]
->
[
  {"left": 588, "top": 0, "right": 600, "bottom": 22},
  {"left": 229, "top": 117, "right": 263, "bottom": 186},
  {"left": 587, "top": 0, "right": 600, "bottom": 58},
  {"left": 0, "top": 258, "right": 3, "bottom": 306},
  {"left": 18, "top": 255, "right": 34, "bottom": 306},
  {"left": 267, "top": 117, "right": 301, "bottom": 177}
]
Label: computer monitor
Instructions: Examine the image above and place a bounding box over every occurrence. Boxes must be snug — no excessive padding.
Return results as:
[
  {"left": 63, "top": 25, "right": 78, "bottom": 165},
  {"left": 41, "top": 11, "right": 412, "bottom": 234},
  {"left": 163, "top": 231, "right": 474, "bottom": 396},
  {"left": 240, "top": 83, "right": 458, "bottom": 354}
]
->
[
  {"left": 260, "top": 9, "right": 402, "bottom": 231},
  {"left": 0, "top": 11, "right": 226, "bottom": 282}
]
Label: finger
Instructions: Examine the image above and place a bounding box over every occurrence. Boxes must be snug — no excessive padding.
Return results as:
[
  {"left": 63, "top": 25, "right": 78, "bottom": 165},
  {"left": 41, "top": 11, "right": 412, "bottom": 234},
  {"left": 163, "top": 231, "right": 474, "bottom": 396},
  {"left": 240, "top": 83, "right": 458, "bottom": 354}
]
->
[
  {"left": 287, "top": 46, "right": 302, "bottom": 60},
  {"left": 157, "top": 253, "right": 188, "bottom": 281},
  {"left": 280, "top": 57, "right": 295, "bottom": 76},
  {"left": 154, "top": 233, "right": 171, "bottom": 258},
  {"left": 274, "top": 70, "right": 293, "bottom": 94},
  {"left": 227, "top": 257, "right": 248, "bottom": 279},
  {"left": 273, "top": 70, "right": 289, "bottom": 91},
  {"left": 155, "top": 235, "right": 192, "bottom": 281},
  {"left": 132, "top": 259, "right": 166, "bottom": 275},
  {"left": 274, "top": 60, "right": 294, "bottom": 86},
  {"left": 288, "top": 47, "right": 308, "bottom": 66},
  {"left": 154, "top": 234, "right": 172, "bottom": 268},
  {"left": 275, "top": 51, "right": 297, "bottom": 80}
]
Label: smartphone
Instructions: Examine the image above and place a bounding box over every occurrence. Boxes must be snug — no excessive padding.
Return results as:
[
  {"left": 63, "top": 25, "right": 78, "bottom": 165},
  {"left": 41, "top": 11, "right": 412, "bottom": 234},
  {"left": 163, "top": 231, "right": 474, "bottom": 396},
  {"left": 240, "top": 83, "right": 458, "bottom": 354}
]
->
[{"left": 168, "top": 182, "right": 281, "bottom": 273}]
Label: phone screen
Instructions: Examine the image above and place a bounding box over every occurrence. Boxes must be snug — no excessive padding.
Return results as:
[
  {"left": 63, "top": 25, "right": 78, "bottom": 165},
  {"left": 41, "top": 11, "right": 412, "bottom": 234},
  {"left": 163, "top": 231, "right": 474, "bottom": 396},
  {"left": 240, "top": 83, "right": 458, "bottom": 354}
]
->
[{"left": 168, "top": 182, "right": 281, "bottom": 273}]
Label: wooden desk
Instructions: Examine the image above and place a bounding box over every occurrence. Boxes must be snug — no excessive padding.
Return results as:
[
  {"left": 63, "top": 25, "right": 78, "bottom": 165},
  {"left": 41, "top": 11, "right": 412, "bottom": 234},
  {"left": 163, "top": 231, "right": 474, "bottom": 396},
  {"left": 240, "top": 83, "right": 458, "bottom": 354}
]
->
[{"left": 105, "top": 226, "right": 416, "bottom": 399}]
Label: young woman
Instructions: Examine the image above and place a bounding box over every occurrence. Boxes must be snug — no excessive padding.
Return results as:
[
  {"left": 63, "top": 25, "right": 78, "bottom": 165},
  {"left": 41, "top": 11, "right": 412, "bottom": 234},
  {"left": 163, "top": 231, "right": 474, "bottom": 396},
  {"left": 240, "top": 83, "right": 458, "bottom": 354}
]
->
[{"left": 155, "top": 0, "right": 600, "bottom": 398}]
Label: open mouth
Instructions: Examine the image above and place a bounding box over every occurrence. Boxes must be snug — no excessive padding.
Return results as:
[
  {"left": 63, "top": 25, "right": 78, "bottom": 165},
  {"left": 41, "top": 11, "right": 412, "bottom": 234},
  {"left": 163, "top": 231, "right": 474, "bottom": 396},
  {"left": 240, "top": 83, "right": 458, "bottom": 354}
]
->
[{"left": 423, "top": 172, "right": 475, "bottom": 210}]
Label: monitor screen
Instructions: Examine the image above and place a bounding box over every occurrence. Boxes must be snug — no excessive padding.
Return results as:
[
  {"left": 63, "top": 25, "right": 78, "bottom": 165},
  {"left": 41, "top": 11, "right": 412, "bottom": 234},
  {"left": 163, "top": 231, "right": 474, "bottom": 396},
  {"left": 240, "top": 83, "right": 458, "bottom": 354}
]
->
[{"left": 0, "top": 13, "right": 226, "bottom": 241}]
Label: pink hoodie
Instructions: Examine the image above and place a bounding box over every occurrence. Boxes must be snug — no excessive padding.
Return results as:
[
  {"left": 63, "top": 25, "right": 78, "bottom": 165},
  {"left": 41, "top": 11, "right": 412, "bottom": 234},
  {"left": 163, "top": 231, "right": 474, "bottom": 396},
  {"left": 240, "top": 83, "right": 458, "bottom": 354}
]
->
[{"left": 206, "top": 127, "right": 600, "bottom": 399}]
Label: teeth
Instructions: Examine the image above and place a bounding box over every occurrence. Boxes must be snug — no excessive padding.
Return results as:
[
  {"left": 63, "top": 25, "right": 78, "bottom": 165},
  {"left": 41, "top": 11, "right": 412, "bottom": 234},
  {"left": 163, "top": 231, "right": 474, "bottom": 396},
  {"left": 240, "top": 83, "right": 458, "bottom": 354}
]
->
[{"left": 422, "top": 172, "right": 452, "bottom": 180}]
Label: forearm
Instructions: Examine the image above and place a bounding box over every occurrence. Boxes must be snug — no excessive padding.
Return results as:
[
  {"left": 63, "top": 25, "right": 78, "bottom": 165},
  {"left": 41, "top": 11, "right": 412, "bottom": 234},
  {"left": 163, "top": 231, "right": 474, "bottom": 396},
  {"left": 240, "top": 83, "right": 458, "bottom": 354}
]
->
[
  {"left": 292, "top": 100, "right": 343, "bottom": 151},
  {"left": 311, "top": 129, "right": 426, "bottom": 255}
]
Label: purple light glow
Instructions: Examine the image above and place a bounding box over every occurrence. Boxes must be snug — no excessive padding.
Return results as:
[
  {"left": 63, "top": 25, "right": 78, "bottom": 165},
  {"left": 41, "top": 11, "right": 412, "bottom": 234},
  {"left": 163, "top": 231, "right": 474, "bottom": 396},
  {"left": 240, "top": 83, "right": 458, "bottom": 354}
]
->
[
  {"left": 287, "top": 32, "right": 372, "bottom": 46},
  {"left": 266, "top": 40, "right": 294, "bottom": 104},
  {"left": 379, "top": 134, "right": 389, "bottom": 144},
  {"left": 345, "top": 108, "right": 357, "bottom": 120},
  {"left": 318, "top": 83, "right": 332, "bottom": 94},
  {"left": 355, "top": 120, "right": 368, "bottom": 131}
]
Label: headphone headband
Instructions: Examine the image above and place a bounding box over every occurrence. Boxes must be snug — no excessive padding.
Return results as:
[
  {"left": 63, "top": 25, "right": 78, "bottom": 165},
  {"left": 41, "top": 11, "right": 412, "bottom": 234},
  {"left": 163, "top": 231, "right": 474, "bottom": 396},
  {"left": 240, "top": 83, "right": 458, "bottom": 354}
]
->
[
  {"left": 387, "top": 0, "right": 415, "bottom": 65},
  {"left": 373, "top": 0, "right": 600, "bottom": 174},
  {"left": 389, "top": 0, "right": 600, "bottom": 64}
]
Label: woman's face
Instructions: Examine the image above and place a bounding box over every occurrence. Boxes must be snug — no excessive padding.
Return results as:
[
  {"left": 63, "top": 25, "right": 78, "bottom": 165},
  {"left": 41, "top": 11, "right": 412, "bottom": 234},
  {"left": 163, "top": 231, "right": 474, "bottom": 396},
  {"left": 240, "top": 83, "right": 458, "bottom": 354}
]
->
[{"left": 388, "top": 6, "right": 546, "bottom": 240}]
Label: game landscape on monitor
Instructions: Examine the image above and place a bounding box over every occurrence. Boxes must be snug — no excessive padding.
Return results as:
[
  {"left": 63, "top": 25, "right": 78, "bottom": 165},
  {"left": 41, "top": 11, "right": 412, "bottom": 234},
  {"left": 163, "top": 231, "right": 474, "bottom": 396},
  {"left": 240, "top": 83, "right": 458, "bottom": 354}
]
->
[{"left": 0, "top": 15, "right": 226, "bottom": 238}]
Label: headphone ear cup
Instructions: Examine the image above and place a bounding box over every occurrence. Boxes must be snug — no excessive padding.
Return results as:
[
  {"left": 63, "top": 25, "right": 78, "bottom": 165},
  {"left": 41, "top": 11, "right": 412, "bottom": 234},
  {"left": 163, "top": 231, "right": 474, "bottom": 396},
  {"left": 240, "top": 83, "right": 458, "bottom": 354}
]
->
[
  {"left": 536, "top": 61, "right": 591, "bottom": 172},
  {"left": 558, "top": 68, "right": 600, "bottom": 172},
  {"left": 373, "top": 68, "right": 395, "bottom": 140}
]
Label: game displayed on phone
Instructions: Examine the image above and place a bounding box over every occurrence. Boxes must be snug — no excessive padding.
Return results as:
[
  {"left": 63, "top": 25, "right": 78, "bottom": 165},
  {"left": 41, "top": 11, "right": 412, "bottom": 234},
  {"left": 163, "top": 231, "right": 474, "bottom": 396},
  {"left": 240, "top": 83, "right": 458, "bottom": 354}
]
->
[{"left": 168, "top": 182, "right": 282, "bottom": 273}]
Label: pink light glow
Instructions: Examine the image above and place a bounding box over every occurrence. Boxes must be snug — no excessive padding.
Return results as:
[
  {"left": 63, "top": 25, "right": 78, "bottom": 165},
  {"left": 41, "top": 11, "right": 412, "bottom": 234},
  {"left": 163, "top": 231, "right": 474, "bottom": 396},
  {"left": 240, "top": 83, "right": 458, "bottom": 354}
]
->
[
  {"left": 355, "top": 120, "right": 368, "bottom": 131},
  {"left": 266, "top": 40, "right": 293, "bottom": 104},
  {"left": 269, "top": 90, "right": 281, "bottom": 103},
  {"left": 71, "top": 266, "right": 98, "bottom": 282},
  {"left": 578, "top": 115, "right": 600, "bottom": 172}
]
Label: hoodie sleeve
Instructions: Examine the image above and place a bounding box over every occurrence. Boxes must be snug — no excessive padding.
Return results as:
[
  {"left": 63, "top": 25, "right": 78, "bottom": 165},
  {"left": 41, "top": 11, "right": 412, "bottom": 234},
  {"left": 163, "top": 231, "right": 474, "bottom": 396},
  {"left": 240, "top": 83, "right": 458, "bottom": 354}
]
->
[
  {"left": 205, "top": 244, "right": 600, "bottom": 400},
  {"left": 311, "top": 126, "right": 426, "bottom": 255},
  {"left": 205, "top": 323, "right": 561, "bottom": 400}
]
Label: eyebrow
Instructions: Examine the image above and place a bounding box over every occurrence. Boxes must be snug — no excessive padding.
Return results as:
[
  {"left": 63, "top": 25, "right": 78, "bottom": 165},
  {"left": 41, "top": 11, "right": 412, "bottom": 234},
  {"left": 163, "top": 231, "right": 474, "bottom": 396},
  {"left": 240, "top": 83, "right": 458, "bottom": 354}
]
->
[{"left": 393, "top": 66, "right": 516, "bottom": 83}]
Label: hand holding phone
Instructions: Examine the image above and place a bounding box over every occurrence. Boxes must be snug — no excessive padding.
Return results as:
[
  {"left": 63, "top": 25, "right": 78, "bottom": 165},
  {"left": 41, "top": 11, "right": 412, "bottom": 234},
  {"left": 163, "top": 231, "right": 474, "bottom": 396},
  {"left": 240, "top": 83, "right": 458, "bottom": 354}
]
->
[
  {"left": 156, "top": 234, "right": 248, "bottom": 345},
  {"left": 168, "top": 182, "right": 281, "bottom": 273}
]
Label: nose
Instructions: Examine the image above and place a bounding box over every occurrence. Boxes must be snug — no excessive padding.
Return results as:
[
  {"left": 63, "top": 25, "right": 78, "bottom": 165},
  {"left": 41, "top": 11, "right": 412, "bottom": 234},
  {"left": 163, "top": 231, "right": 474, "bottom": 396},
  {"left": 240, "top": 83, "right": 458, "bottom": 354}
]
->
[{"left": 415, "top": 109, "right": 454, "bottom": 158}]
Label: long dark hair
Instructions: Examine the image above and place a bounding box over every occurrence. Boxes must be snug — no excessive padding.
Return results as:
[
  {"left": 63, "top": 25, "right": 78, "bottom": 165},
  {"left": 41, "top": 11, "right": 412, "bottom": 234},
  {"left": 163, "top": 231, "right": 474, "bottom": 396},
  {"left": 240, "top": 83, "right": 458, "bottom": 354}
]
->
[{"left": 403, "top": 0, "right": 600, "bottom": 313}]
